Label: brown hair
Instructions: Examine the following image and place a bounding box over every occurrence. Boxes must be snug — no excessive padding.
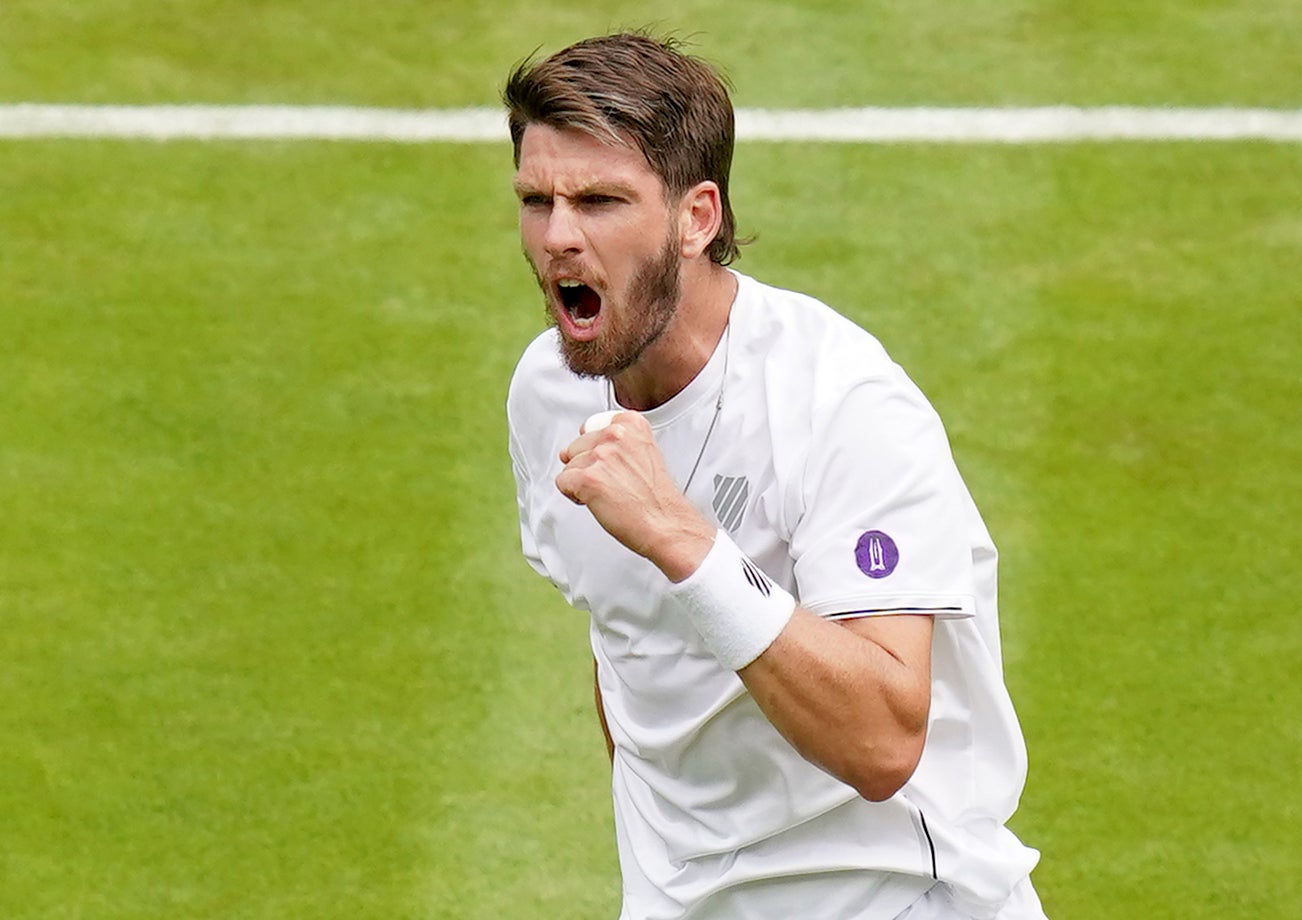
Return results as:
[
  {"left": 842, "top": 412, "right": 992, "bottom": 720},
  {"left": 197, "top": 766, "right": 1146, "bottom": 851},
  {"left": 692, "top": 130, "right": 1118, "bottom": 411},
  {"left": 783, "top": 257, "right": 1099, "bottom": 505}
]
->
[{"left": 503, "top": 32, "right": 745, "bottom": 265}]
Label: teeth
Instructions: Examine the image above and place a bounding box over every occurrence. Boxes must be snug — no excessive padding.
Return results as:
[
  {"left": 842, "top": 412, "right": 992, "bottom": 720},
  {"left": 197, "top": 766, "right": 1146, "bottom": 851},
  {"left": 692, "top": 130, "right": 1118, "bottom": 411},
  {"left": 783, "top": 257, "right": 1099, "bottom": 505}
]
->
[{"left": 554, "top": 276, "right": 599, "bottom": 326}]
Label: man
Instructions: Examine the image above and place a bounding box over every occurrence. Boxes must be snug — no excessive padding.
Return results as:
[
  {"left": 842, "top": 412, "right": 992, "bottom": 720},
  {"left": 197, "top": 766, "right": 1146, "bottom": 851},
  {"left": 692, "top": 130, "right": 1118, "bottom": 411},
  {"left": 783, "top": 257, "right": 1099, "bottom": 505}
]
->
[{"left": 504, "top": 32, "right": 1047, "bottom": 920}]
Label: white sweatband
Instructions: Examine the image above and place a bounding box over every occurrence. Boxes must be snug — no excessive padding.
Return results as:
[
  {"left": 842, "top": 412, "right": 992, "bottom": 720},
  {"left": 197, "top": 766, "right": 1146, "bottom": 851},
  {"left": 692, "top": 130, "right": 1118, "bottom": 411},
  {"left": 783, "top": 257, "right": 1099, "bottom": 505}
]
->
[{"left": 668, "top": 531, "right": 796, "bottom": 671}]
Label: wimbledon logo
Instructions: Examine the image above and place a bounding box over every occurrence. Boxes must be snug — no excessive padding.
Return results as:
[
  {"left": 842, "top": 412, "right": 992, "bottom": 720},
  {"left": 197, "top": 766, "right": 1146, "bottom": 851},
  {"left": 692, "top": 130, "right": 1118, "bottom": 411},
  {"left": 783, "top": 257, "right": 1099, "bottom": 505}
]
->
[{"left": 855, "top": 530, "right": 899, "bottom": 579}]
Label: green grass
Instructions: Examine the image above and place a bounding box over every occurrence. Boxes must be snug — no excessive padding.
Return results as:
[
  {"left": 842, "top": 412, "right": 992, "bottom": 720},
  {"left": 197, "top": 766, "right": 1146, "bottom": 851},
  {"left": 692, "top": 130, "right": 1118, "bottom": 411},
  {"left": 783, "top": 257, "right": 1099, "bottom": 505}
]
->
[
  {"left": 0, "top": 142, "right": 613, "bottom": 917},
  {"left": 4, "top": 137, "right": 1298, "bottom": 919},
  {"left": 2, "top": 2, "right": 1300, "bottom": 917},
  {"left": 2, "top": 0, "right": 1299, "bottom": 106}
]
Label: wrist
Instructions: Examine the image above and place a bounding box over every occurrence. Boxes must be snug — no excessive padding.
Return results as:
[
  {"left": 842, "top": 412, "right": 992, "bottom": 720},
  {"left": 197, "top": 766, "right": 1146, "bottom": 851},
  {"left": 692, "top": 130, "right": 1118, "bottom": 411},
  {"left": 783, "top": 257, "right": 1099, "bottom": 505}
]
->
[
  {"left": 644, "top": 509, "right": 718, "bottom": 583},
  {"left": 667, "top": 531, "right": 796, "bottom": 671}
]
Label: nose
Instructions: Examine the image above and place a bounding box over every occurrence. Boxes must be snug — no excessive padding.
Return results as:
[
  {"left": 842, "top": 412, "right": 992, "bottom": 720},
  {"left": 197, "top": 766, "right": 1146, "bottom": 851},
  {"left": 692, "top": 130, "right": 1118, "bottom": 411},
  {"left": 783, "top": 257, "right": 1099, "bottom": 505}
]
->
[{"left": 543, "top": 199, "right": 583, "bottom": 257}]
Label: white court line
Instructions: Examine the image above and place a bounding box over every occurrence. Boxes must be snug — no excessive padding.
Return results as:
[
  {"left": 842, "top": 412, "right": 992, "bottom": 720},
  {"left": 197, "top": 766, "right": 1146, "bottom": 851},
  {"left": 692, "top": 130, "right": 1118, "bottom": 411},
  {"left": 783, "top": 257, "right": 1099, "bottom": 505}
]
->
[{"left": 1, "top": 104, "right": 1300, "bottom": 142}]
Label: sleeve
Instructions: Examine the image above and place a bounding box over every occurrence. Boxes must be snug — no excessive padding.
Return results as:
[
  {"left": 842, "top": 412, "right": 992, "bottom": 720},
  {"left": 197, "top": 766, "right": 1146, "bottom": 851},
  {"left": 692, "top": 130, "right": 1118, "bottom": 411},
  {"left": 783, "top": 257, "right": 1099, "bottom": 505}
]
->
[
  {"left": 788, "top": 373, "right": 979, "bottom": 621},
  {"left": 508, "top": 416, "right": 549, "bottom": 579}
]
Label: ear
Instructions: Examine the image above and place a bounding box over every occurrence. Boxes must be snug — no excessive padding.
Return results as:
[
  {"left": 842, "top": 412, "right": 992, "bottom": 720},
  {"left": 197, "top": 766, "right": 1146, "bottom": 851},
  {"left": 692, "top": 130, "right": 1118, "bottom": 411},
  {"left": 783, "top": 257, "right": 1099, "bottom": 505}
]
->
[{"left": 676, "top": 181, "right": 724, "bottom": 260}]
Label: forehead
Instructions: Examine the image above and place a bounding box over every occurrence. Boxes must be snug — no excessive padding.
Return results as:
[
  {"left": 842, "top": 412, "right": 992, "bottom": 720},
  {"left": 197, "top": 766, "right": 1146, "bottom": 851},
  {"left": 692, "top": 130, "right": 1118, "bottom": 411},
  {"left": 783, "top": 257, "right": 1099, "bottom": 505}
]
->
[{"left": 514, "top": 123, "right": 661, "bottom": 193}]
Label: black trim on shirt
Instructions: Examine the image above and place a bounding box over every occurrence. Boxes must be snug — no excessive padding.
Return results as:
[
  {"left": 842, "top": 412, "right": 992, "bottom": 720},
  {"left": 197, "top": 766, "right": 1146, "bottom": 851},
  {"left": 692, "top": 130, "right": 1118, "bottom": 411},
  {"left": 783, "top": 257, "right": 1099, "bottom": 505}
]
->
[
  {"left": 824, "top": 606, "right": 965, "bottom": 620},
  {"left": 918, "top": 809, "right": 939, "bottom": 880}
]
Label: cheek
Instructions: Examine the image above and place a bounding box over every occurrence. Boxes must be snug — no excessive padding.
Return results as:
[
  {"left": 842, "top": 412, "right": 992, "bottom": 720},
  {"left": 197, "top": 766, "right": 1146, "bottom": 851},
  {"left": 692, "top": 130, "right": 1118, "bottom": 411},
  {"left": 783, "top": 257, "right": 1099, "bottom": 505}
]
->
[
  {"left": 518, "top": 220, "right": 550, "bottom": 269},
  {"left": 518, "top": 212, "right": 542, "bottom": 246},
  {"left": 605, "top": 224, "right": 666, "bottom": 274}
]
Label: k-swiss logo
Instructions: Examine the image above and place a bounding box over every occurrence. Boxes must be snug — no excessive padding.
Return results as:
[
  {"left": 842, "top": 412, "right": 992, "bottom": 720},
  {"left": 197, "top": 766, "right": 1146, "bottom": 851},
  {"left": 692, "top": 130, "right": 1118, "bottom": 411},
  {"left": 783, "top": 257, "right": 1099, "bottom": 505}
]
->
[
  {"left": 740, "top": 557, "right": 772, "bottom": 597},
  {"left": 855, "top": 530, "right": 900, "bottom": 579},
  {"left": 712, "top": 475, "right": 750, "bottom": 533}
]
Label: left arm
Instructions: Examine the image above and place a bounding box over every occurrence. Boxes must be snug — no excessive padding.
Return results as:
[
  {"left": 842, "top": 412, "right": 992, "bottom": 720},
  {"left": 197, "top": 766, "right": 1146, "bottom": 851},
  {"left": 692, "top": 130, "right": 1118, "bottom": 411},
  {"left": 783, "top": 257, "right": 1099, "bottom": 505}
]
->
[{"left": 738, "top": 610, "right": 931, "bottom": 801}]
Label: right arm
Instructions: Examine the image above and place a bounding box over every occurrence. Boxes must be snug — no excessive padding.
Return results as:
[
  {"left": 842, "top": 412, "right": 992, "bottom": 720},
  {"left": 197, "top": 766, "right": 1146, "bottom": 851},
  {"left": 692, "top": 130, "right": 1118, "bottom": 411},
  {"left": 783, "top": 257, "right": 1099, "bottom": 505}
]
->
[{"left": 594, "top": 658, "right": 614, "bottom": 763}]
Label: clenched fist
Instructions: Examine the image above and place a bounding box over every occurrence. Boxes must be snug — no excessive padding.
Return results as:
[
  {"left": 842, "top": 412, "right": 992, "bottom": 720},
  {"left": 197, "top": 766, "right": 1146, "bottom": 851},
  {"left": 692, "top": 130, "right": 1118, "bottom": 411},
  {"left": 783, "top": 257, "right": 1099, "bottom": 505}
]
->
[{"left": 556, "top": 411, "right": 716, "bottom": 582}]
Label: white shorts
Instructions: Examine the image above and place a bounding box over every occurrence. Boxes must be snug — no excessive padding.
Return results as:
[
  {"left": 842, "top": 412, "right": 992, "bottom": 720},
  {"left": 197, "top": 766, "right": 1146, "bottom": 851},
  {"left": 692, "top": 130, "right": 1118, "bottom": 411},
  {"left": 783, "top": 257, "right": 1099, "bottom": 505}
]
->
[{"left": 893, "top": 877, "right": 1047, "bottom": 920}]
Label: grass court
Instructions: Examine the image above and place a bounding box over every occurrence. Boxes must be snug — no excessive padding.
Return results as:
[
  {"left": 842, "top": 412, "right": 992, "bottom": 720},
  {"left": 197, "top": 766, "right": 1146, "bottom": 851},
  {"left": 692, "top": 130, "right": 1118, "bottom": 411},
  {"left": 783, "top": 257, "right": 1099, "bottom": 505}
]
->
[{"left": 1, "top": 3, "right": 1299, "bottom": 917}]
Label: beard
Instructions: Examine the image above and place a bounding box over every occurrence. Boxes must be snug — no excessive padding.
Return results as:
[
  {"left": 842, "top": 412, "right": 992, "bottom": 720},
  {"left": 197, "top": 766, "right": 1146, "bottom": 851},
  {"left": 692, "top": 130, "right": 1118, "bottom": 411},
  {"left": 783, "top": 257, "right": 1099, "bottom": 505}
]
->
[{"left": 538, "top": 232, "right": 682, "bottom": 379}]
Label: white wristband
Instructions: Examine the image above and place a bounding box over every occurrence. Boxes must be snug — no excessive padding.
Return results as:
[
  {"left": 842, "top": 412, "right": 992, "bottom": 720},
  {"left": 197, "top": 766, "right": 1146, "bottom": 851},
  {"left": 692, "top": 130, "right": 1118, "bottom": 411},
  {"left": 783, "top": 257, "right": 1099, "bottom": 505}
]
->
[{"left": 668, "top": 531, "right": 796, "bottom": 671}]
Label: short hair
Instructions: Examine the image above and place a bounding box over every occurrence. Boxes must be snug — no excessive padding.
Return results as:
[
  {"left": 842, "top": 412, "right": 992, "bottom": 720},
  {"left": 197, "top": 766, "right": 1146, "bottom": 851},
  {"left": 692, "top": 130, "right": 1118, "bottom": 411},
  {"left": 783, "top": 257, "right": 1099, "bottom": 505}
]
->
[{"left": 503, "top": 32, "right": 745, "bottom": 265}]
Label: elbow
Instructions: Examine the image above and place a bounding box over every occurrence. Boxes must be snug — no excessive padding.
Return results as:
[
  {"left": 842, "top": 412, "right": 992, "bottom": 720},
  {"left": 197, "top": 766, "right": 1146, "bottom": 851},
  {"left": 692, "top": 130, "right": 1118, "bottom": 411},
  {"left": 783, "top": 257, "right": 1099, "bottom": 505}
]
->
[
  {"left": 845, "top": 731, "right": 927, "bottom": 803},
  {"left": 853, "top": 763, "right": 916, "bottom": 803}
]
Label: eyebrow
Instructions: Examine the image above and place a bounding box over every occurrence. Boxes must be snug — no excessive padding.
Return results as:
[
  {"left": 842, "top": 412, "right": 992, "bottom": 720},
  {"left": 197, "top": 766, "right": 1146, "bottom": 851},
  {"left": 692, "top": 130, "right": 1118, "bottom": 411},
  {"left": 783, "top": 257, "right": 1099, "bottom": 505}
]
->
[{"left": 512, "top": 179, "right": 640, "bottom": 200}]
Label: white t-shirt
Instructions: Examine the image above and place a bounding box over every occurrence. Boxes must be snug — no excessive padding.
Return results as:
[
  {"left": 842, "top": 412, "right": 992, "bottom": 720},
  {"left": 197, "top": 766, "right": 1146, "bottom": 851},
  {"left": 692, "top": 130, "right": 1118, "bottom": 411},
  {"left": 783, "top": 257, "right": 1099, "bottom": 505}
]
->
[{"left": 507, "top": 273, "right": 1040, "bottom": 920}]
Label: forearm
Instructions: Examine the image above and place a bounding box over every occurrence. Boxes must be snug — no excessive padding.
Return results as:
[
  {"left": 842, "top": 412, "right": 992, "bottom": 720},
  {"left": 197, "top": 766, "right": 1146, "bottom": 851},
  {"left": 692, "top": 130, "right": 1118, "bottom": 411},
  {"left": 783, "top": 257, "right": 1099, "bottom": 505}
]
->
[{"left": 738, "top": 609, "right": 932, "bottom": 801}]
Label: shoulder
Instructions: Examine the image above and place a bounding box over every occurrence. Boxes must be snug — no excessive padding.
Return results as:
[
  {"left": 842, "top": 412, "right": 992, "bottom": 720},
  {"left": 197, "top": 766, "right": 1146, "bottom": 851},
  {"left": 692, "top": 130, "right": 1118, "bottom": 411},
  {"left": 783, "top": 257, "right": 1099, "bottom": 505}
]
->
[
  {"left": 506, "top": 329, "right": 601, "bottom": 476},
  {"left": 733, "top": 273, "right": 896, "bottom": 387},
  {"left": 507, "top": 329, "right": 565, "bottom": 412},
  {"left": 732, "top": 273, "right": 919, "bottom": 423},
  {"left": 730, "top": 274, "right": 953, "bottom": 515}
]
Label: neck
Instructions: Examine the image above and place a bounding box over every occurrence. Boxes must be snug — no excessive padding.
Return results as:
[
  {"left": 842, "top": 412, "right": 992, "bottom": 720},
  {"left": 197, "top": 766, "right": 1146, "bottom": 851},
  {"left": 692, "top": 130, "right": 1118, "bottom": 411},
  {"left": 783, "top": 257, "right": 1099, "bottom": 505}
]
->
[
  {"left": 611, "top": 264, "right": 737, "bottom": 411},
  {"left": 606, "top": 264, "right": 734, "bottom": 411}
]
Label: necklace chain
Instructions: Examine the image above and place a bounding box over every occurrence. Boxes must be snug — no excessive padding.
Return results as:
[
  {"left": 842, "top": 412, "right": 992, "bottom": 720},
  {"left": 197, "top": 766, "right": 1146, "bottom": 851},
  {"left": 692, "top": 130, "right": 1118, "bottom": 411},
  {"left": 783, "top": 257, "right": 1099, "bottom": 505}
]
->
[{"left": 606, "top": 324, "right": 730, "bottom": 495}]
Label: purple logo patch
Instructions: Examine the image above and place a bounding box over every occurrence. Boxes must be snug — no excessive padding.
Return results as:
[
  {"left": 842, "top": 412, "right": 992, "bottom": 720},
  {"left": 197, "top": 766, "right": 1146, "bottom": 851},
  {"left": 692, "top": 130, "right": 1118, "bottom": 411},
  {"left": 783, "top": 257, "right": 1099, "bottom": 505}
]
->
[{"left": 855, "top": 531, "right": 899, "bottom": 579}]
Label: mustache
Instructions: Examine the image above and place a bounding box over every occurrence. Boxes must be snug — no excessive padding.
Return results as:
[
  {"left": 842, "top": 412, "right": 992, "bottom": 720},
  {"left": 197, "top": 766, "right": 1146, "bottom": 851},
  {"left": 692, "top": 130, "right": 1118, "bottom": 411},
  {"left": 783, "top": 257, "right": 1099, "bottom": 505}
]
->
[{"left": 520, "top": 246, "right": 602, "bottom": 289}]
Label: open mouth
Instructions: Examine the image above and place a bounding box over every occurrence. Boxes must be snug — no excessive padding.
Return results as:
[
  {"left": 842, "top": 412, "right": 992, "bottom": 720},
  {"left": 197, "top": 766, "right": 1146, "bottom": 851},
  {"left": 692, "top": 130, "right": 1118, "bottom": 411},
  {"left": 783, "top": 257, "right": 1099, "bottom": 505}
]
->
[{"left": 557, "top": 279, "right": 602, "bottom": 327}]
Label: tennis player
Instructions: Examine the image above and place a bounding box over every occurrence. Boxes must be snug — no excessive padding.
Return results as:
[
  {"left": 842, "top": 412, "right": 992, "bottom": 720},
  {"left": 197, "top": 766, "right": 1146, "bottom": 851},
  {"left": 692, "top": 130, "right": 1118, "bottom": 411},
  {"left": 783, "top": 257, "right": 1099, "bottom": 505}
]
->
[{"left": 504, "top": 32, "right": 1049, "bottom": 920}]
